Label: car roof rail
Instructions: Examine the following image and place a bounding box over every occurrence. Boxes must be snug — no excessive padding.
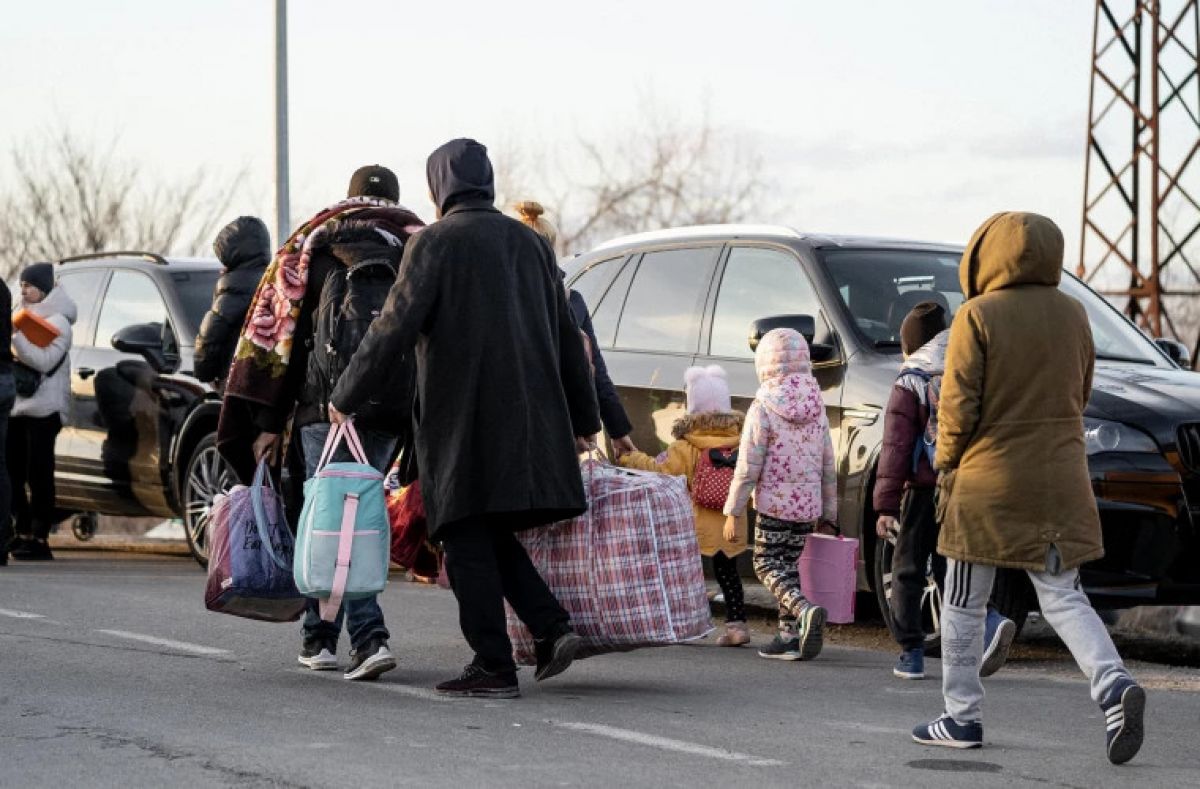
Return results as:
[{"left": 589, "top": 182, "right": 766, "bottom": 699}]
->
[{"left": 58, "top": 251, "right": 170, "bottom": 266}]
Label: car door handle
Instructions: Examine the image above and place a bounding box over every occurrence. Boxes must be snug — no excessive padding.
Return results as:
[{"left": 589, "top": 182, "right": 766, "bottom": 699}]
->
[{"left": 77, "top": 367, "right": 96, "bottom": 380}]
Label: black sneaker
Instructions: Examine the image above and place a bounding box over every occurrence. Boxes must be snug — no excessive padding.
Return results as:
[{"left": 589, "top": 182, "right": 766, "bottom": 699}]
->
[
  {"left": 912, "top": 714, "right": 983, "bottom": 749},
  {"left": 798, "top": 604, "right": 827, "bottom": 660},
  {"left": 11, "top": 539, "right": 53, "bottom": 561},
  {"left": 534, "top": 630, "right": 581, "bottom": 682},
  {"left": 757, "top": 620, "right": 801, "bottom": 661},
  {"left": 1101, "top": 677, "right": 1146, "bottom": 765},
  {"left": 6, "top": 535, "right": 32, "bottom": 554},
  {"left": 436, "top": 664, "right": 520, "bottom": 699},
  {"left": 344, "top": 638, "right": 397, "bottom": 681},
  {"left": 298, "top": 639, "right": 339, "bottom": 671}
]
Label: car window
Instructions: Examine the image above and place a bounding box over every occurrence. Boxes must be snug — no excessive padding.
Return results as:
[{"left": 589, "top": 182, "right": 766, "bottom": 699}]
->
[
  {"left": 170, "top": 270, "right": 222, "bottom": 336},
  {"left": 55, "top": 268, "right": 108, "bottom": 346},
  {"left": 615, "top": 247, "right": 718, "bottom": 353},
  {"left": 820, "top": 249, "right": 963, "bottom": 349},
  {"left": 589, "top": 257, "right": 637, "bottom": 348},
  {"left": 95, "top": 270, "right": 169, "bottom": 348},
  {"left": 569, "top": 256, "right": 624, "bottom": 311},
  {"left": 710, "top": 247, "right": 825, "bottom": 358}
]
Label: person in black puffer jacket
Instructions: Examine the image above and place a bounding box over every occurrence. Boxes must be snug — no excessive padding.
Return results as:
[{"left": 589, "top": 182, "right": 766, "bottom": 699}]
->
[{"left": 194, "top": 216, "right": 272, "bottom": 384}]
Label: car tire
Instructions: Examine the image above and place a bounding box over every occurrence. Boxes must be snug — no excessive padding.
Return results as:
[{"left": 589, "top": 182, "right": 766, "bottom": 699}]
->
[
  {"left": 873, "top": 534, "right": 1030, "bottom": 657},
  {"left": 182, "top": 433, "right": 236, "bottom": 568}
]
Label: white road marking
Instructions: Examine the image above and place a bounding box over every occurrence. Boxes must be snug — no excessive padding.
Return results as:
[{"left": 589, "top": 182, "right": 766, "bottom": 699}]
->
[
  {"left": 94, "top": 629, "right": 231, "bottom": 657},
  {"left": 366, "top": 682, "right": 452, "bottom": 703},
  {"left": 0, "top": 608, "right": 47, "bottom": 619},
  {"left": 552, "top": 721, "right": 786, "bottom": 766},
  {"left": 308, "top": 671, "right": 453, "bottom": 702}
]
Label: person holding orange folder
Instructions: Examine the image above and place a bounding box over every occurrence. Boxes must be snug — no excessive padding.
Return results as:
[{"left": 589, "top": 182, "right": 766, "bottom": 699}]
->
[
  {"left": 7, "top": 263, "right": 76, "bottom": 561},
  {"left": 0, "top": 278, "right": 12, "bottom": 566}
]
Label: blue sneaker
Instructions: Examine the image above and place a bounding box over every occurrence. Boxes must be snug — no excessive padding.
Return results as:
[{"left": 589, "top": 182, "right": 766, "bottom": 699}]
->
[
  {"left": 893, "top": 648, "right": 925, "bottom": 680},
  {"left": 912, "top": 714, "right": 983, "bottom": 749},
  {"left": 1101, "top": 676, "right": 1145, "bottom": 765},
  {"left": 981, "top": 607, "right": 1016, "bottom": 678}
]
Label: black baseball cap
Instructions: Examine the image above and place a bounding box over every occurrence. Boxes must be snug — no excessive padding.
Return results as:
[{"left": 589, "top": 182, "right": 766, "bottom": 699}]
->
[{"left": 347, "top": 165, "right": 399, "bottom": 201}]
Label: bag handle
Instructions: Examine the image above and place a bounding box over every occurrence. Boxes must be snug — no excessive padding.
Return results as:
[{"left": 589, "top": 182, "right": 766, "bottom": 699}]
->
[
  {"left": 314, "top": 419, "right": 370, "bottom": 470},
  {"left": 250, "top": 459, "right": 290, "bottom": 572},
  {"left": 341, "top": 420, "right": 370, "bottom": 465}
]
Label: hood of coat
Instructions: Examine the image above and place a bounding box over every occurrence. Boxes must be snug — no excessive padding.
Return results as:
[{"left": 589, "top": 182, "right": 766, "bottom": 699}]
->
[
  {"left": 213, "top": 216, "right": 271, "bottom": 271},
  {"left": 960, "top": 211, "right": 1064, "bottom": 298},
  {"left": 23, "top": 286, "right": 77, "bottom": 325},
  {"left": 671, "top": 410, "right": 745, "bottom": 442},
  {"left": 324, "top": 219, "right": 404, "bottom": 269},
  {"left": 901, "top": 328, "right": 950, "bottom": 375},
  {"left": 753, "top": 328, "right": 823, "bottom": 425},
  {"left": 426, "top": 138, "right": 495, "bottom": 215}
]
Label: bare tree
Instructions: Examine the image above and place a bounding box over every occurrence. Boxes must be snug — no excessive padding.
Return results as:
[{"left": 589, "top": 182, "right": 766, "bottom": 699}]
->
[
  {"left": 499, "top": 101, "right": 770, "bottom": 256},
  {"left": 0, "top": 130, "right": 242, "bottom": 278}
]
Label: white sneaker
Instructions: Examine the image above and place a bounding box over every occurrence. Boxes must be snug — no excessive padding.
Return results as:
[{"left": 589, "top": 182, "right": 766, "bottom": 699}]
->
[
  {"left": 298, "top": 644, "right": 339, "bottom": 671},
  {"left": 344, "top": 640, "right": 397, "bottom": 681}
]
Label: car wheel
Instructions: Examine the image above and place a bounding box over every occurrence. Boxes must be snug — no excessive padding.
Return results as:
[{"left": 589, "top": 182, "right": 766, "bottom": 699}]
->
[
  {"left": 71, "top": 512, "right": 99, "bottom": 542},
  {"left": 873, "top": 531, "right": 944, "bottom": 655},
  {"left": 183, "top": 434, "right": 236, "bottom": 568},
  {"left": 873, "top": 534, "right": 1031, "bottom": 656}
]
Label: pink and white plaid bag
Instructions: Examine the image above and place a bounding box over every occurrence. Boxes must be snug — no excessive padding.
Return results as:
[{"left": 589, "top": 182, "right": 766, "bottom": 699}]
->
[{"left": 507, "top": 459, "right": 713, "bottom": 664}]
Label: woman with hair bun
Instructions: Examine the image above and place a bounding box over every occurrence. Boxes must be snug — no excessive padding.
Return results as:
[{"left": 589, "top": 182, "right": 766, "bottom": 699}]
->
[{"left": 515, "top": 201, "right": 638, "bottom": 457}]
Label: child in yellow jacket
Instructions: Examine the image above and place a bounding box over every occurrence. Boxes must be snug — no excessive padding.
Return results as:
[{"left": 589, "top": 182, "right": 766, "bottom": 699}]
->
[{"left": 618, "top": 366, "right": 750, "bottom": 646}]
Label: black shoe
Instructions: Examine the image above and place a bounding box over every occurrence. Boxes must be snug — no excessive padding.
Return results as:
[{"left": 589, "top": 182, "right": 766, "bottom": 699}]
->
[
  {"left": 436, "top": 664, "right": 520, "bottom": 698},
  {"left": 11, "top": 539, "right": 53, "bottom": 561},
  {"left": 297, "top": 639, "right": 339, "bottom": 671},
  {"left": 7, "top": 535, "right": 32, "bottom": 554},
  {"left": 1101, "top": 677, "right": 1146, "bottom": 765},
  {"left": 534, "top": 630, "right": 581, "bottom": 682},
  {"left": 344, "top": 637, "right": 397, "bottom": 681}
]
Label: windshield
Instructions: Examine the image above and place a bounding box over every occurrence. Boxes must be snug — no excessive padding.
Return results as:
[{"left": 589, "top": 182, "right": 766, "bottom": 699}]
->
[
  {"left": 170, "top": 270, "right": 221, "bottom": 337},
  {"left": 818, "top": 248, "right": 1167, "bottom": 366}
]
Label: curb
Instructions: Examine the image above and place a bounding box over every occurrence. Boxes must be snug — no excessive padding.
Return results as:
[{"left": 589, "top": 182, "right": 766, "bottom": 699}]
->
[{"left": 48, "top": 535, "right": 193, "bottom": 558}]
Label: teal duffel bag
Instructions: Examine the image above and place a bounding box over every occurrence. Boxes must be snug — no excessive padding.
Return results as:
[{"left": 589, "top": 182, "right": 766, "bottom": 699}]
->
[{"left": 294, "top": 421, "right": 390, "bottom": 621}]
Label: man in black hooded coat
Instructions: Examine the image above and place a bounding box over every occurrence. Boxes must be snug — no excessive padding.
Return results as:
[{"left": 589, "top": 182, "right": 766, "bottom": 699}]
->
[
  {"left": 194, "top": 216, "right": 272, "bottom": 384},
  {"left": 331, "top": 138, "right": 600, "bottom": 698}
]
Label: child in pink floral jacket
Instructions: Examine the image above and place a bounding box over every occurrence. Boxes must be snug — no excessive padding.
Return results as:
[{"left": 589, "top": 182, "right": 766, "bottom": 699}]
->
[{"left": 724, "top": 327, "right": 836, "bottom": 661}]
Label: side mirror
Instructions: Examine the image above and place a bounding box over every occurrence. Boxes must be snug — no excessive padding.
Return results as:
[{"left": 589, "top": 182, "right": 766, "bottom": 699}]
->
[
  {"left": 112, "top": 322, "right": 169, "bottom": 372},
  {"left": 749, "top": 315, "right": 836, "bottom": 362},
  {"left": 1154, "top": 338, "right": 1192, "bottom": 370}
]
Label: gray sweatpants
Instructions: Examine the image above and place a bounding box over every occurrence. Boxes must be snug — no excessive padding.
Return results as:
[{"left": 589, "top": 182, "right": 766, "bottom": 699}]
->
[{"left": 941, "top": 556, "right": 1130, "bottom": 724}]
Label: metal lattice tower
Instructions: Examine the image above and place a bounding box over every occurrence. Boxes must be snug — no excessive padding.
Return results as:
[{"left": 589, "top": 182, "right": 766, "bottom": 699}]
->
[{"left": 1078, "top": 0, "right": 1200, "bottom": 363}]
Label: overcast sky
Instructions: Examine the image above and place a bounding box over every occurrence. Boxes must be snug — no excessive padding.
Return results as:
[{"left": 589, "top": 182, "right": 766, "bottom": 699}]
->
[{"left": 3, "top": 1, "right": 1095, "bottom": 257}]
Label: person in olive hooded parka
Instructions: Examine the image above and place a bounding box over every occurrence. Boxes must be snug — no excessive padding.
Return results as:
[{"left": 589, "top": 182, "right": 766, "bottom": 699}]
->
[
  {"left": 330, "top": 138, "right": 600, "bottom": 699},
  {"left": 194, "top": 216, "right": 271, "bottom": 384},
  {"left": 912, "top": 212, "right": 1145, "bottom": 765}
]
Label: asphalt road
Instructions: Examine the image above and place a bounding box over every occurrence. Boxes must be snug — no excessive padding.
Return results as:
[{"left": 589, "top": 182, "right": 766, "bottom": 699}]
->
[{"left": 1, "top": 553, "right": 1196, "bottom": 788}]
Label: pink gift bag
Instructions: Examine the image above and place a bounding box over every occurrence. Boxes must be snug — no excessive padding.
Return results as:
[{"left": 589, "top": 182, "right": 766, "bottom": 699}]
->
[{"left": 798, "top": 533, "right": 860, "bottom": 624}]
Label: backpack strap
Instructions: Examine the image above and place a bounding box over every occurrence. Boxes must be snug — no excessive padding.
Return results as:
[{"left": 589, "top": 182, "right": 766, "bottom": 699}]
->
[{"left": 319, "top": 491, "right": 360, "bottom": 622}]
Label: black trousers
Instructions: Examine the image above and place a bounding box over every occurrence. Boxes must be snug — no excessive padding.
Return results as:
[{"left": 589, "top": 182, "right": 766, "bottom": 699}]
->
[
  {"left": 711, "top": 551, "right": 746, "bottom": 623},
  {"left": 890, "top": 487, "right": 945, "bottom": 650},
  {"left": 440, "top": 518, "right": 571, "bottom": 674},
  {"left": 7, "top": 414, "right": 61, "bottom": 540}
]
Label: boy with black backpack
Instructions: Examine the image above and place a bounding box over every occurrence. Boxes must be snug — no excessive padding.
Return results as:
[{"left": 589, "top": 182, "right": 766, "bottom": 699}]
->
[
  {"left": 874, "top": 301, "right": 1015, "bottom": 681},
  {"left": 246, "top": 165, "right": 424, "bottom": 681}
]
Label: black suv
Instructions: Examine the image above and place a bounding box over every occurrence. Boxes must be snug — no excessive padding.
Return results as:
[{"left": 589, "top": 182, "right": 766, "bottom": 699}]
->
[
  {"left": 51, "top": 252, "right": 235, "bottom": 563},
  {"left": 563, "top": 225, "right": 1200, "bottom": 647}
]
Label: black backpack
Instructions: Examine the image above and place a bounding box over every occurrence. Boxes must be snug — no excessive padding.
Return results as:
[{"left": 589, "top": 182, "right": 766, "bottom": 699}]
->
[{"left": 308, "top": 257, "right": 410, "bottom": 428}]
